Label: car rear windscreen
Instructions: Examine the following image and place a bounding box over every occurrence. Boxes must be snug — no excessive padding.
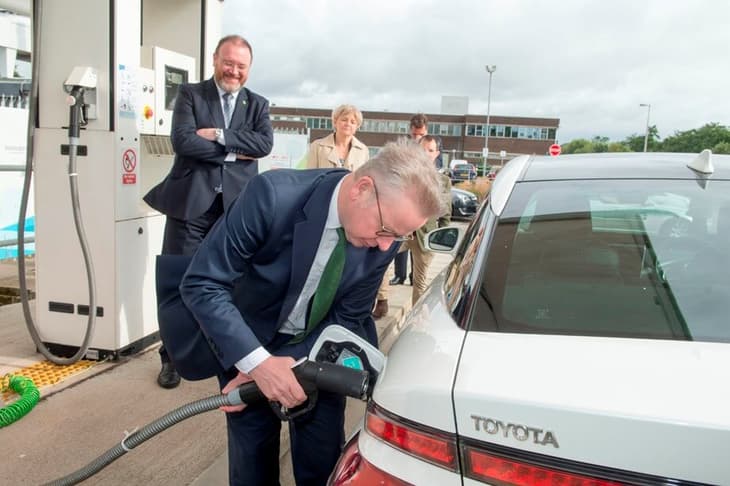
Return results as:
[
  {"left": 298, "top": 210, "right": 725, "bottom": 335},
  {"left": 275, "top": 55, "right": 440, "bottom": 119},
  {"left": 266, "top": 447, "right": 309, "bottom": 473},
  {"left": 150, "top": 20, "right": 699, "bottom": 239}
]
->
[{"left": 474, "top": 179, "right": 730, "bottom": 342}]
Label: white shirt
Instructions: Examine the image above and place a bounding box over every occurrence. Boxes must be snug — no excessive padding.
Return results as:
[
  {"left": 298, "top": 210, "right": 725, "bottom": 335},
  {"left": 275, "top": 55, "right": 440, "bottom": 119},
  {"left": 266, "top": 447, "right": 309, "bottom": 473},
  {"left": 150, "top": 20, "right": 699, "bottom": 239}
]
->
[{"left": 234, "top": 179, "right": 344, "bottom": 374}]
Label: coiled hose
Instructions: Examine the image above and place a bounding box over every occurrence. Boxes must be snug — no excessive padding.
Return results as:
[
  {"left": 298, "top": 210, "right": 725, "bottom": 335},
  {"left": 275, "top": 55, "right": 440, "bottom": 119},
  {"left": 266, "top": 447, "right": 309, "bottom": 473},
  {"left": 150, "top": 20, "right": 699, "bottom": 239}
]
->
[
  {"left": 44, "top": 393, "right": 231, "bottom": 486},
  {"left": 0, "top": 375, "right": 40, "bottom": 428}
]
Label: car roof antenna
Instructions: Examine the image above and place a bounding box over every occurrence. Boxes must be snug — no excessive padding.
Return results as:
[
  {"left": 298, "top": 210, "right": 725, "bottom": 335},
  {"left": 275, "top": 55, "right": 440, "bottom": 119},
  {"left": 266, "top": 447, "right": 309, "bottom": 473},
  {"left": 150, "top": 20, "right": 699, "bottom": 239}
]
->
[{"left": 687, "top": 149, "right": 714, "bottom": 175}]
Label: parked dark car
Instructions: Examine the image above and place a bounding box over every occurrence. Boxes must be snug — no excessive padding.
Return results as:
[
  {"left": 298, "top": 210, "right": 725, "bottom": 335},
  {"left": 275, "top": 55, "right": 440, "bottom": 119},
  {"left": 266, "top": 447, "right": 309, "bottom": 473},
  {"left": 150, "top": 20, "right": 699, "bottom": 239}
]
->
[
  {"left": 450, "top": 163, "right": 477, "bottom": 182},
  {"left": 451, "top": 187, "right": 478, "bottom": 219}
]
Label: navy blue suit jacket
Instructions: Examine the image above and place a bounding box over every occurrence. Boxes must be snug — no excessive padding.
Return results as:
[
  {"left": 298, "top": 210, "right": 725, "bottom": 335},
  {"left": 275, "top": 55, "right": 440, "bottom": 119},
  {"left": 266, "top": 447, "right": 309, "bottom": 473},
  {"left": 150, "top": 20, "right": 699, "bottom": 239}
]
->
[
  {"left": 144, "top": 78, "right": 274, "bottom": 220},
  {"left": 157, "top": 169, "right": 397, "bottom": 379}
]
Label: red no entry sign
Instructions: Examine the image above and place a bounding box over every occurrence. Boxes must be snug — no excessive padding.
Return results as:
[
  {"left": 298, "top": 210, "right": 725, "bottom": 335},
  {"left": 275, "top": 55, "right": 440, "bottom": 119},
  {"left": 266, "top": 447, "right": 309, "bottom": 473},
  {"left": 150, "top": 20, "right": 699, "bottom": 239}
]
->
[{"left": 549, "top": 144, "right": 561, "bottom": 156}]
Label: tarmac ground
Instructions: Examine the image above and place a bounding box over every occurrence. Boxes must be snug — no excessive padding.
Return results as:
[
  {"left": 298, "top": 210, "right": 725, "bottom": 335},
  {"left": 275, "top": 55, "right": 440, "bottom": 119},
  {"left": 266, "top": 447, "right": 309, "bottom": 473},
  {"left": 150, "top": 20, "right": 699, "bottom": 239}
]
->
[{"left": 0, "top": 246, "right": 455, "bottom": 485}]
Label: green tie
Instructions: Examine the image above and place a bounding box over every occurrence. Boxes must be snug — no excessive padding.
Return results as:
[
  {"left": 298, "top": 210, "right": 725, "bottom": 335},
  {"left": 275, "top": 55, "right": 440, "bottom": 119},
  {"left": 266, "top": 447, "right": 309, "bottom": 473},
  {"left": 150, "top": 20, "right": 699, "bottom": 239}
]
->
[{"left": 290, "top": 228, "right": 346, "bottom": 344}]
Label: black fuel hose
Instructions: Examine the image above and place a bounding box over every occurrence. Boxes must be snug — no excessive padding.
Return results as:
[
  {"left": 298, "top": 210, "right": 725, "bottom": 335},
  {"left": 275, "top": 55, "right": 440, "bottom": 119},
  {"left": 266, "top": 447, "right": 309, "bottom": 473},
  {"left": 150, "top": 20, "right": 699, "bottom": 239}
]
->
[{"left": 44, "top": 360, "right": 369, "bottom": 486}]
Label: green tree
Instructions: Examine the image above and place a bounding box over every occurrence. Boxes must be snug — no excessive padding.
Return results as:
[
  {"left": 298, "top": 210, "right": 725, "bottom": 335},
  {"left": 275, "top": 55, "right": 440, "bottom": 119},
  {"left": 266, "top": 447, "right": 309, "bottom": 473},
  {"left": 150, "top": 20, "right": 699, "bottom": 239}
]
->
[
  {"left": 623, "top": 134, "right": 644, "bottom": 152},
  {"left": 561, "top": 138, "right": 593, "bottom": 154},
  {"left": 607, "top": 142, "right": 629, "bottom": 152},
  {"left": 562, "top": 123, "right": 730, "bottom": 155},
  {"left": 659, "top": 123, "right": 730, "bottom": 153},
  {"left": 713, "top": 141, "right": 730, "bottom": 154},
  {"left": 562, "top": 136, "right": 629, "bottom": 154},
  {"left": 591, "top": 136, "right": 609, "bottom": 153},
  {"left": 622, "top": 125, "right": 660, "bottom": 152}
]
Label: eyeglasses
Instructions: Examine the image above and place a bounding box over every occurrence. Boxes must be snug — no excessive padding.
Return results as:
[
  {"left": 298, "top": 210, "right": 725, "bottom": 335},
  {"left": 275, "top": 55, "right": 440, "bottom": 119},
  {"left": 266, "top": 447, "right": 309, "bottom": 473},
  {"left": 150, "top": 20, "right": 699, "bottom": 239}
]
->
[
  {"left": 221, "top": 60, "right": 248, "bottom": 72},
  {"left": 372, "top": 180, "right": 413, "bottom": 242}
]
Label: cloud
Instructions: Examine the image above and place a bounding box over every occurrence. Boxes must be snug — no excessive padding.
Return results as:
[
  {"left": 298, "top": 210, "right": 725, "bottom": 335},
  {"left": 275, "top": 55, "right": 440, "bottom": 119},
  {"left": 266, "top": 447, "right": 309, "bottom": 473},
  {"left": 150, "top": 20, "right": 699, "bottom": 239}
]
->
[{"left": 224, "top": 0, "right": 730, "bottom": 142}]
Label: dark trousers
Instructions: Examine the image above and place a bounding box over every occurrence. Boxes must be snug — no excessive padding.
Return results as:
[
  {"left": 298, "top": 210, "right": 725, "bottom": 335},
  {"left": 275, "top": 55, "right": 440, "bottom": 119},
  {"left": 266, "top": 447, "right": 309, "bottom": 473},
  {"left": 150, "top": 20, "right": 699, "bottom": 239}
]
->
[
  {"left": 159, "top": 194, "right": 223, "bottom": 363},
  {"left": 221, "top": 332, "right": 346, "bottom": 486},
  {"left": 394, "top": 249, "right": 408, "bottom": 280},
  {"left": 161, "top": 194, "right": 224, "bottom": 256}
]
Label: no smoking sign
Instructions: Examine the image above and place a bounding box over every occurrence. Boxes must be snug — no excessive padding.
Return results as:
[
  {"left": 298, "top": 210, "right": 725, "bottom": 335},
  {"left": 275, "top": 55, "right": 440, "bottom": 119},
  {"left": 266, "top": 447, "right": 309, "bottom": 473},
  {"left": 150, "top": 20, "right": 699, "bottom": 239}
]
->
[{"left": 122, "top": 148, "right": 137, "bottom": 184}]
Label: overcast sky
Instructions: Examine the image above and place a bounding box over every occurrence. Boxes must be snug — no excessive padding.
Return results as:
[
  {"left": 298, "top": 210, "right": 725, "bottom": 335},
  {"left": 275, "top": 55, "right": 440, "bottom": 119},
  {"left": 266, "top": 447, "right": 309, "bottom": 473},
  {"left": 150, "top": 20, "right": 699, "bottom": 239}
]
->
[{"left": 222, "top": 0, "right": 730, "bottom": 143}]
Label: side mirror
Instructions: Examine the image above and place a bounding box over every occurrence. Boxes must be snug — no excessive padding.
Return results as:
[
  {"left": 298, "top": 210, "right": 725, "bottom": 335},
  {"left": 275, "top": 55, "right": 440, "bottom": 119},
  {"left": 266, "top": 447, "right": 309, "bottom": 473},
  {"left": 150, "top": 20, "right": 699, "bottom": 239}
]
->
[
  {"left": 309, "top": 325, "right": 386, "bottom": 394},
  {"left": 425, "top": 226, "right": 463, "bottom": 254}
]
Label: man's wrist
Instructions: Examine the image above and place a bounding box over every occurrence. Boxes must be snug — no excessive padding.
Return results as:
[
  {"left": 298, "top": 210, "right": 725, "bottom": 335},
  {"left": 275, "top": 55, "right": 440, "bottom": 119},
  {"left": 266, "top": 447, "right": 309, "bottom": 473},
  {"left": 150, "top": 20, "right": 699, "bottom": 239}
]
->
[{"left": 215, "top": 128, "right": 224, "bottom": 145}]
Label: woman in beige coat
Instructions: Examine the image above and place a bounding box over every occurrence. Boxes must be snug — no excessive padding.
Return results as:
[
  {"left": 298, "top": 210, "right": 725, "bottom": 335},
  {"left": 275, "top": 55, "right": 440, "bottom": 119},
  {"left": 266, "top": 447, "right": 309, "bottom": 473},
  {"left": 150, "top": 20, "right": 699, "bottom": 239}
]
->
[{"left": 306, "top": 104, "right": 369, "bottom": 171}]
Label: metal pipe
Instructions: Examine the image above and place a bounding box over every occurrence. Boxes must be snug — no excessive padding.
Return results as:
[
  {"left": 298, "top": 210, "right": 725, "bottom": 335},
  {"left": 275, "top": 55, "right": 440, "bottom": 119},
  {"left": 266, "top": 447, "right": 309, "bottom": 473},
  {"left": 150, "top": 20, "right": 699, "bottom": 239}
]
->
[
  {"left": 484, "top": 65, "right": 496, "bottom": 176},
  {"left": 1, "top": 165, "right": 26, "bottom": 172},
  {"left": 0, "top": 236, "right": 34, "bottom": 248},
  {"left": 640, "top": 103, "right": 651, "bottom": 152}
]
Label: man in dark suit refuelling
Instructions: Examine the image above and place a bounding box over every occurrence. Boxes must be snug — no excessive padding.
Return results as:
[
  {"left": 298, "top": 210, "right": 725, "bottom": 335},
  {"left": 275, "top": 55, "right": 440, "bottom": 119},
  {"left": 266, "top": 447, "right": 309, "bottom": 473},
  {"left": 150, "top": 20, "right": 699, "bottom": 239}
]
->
[{"left": 157, "top": 139, "right": 443, "bottom": 485}]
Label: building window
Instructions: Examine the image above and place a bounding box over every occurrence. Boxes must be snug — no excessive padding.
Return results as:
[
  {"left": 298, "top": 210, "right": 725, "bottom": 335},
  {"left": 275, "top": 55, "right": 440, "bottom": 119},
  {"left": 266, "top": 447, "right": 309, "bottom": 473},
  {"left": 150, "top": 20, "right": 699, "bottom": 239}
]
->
[
  {"left": 466, "top": 124, "right": 485, "bottom": 137},
  {"left": 305, "top": 117, "right": 332, "bottom": 130},
  {"left": 463, "top": 151, "right": 483, "bottom": 161}
]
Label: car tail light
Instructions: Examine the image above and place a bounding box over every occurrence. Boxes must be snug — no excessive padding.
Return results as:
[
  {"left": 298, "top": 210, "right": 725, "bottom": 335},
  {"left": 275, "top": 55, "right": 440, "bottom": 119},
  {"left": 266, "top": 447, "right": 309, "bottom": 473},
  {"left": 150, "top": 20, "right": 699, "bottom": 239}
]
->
[
  {"left": 328, "top": 433, "right": 413, "bottom": 486},
  {"left": 365, "top": 402, "right": 458, "bottom": 471},
  {"left": 462, "top": 444, "right": 627, "bottom": 486}
]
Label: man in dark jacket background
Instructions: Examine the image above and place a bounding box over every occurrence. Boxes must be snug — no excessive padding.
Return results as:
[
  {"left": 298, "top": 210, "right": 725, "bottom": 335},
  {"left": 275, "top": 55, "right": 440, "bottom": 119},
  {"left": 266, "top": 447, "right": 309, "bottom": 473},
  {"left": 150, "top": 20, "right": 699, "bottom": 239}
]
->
[{"left": 144, "top": 34, "right": 273, "bottom": 388}]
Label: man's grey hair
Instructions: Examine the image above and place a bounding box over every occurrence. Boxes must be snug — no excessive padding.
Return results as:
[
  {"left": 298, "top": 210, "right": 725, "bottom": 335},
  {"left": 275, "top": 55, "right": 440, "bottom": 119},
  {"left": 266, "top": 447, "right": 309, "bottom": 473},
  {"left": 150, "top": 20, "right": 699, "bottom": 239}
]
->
[
  {"left": 215, "top": 35, "right": 253, "bottom": 59},
  {"left": 354, "top": 138, "right": 443, "bottom": 219}
]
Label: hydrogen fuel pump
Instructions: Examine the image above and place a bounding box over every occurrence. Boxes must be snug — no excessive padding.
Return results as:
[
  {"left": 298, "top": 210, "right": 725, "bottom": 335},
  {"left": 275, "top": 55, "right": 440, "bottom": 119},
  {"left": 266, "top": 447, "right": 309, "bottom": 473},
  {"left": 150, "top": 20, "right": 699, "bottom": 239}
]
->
[
  {"left": 24, "top": 67, "right": 101, "bottom": 364},
  {"left": 23, "top": 0, "right": 222, "bottom": 361}
]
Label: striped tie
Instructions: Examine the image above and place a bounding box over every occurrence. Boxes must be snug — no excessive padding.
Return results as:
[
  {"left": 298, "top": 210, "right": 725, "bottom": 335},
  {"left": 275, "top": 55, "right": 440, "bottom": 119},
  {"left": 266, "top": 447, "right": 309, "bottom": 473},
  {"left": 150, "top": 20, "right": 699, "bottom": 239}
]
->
[{"left": 222, "top": 92, "right": 233, "bottom": 128}]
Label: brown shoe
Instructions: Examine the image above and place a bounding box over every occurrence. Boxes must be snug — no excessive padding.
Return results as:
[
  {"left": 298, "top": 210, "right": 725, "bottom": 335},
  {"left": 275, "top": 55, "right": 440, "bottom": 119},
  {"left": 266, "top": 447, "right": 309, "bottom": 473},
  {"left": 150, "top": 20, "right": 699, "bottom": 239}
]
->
[{"left": 372, "top": 299, "right": 389, "bottom": 319}]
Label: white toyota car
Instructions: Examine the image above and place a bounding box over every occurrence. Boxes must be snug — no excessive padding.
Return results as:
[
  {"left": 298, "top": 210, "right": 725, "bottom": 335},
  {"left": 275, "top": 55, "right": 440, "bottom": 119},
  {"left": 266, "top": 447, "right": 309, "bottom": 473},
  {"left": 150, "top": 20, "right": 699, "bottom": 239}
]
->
[{"left": 329, "top": 151, "right": 730, "bottom": 485}]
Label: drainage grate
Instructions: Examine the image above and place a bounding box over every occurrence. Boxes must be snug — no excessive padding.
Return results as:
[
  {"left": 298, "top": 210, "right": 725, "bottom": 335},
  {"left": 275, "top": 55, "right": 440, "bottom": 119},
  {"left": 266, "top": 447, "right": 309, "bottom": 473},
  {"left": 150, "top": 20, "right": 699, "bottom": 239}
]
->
[{"left": 2, "top": 359, "right": 96, "bottom": 403}]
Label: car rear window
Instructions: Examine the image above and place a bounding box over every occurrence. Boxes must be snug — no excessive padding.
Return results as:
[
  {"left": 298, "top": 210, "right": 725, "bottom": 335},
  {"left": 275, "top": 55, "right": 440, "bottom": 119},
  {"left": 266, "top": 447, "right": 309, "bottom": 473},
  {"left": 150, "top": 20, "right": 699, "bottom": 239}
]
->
[{"left": 473, "top": 179, "right": 730, "bottom": 342}]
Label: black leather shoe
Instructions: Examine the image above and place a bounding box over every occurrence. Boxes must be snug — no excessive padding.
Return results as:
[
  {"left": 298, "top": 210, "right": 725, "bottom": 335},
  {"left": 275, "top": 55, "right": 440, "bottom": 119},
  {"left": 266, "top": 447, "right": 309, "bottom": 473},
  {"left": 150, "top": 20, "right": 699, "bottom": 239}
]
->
[
  {"left": 157, "top": 362, "right": 181, "bottom": 389},
  {"left": 389, "top": 276, "right": 405, "bottom": 285}
]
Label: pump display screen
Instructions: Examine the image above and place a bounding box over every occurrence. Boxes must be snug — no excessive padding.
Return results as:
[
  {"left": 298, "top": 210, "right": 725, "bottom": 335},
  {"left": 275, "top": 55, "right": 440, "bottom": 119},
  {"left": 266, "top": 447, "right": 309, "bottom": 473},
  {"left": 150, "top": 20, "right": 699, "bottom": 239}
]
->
[{"left": 164, "top": 65, "right": 188, "bottom": 110}]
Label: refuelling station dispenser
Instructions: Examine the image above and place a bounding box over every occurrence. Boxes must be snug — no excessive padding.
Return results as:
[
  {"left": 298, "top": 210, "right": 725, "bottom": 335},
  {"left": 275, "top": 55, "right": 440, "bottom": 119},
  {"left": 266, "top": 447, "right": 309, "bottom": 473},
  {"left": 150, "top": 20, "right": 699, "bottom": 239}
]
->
[{"left": 32, "top": 0, "right": 223, "bottom": 359}]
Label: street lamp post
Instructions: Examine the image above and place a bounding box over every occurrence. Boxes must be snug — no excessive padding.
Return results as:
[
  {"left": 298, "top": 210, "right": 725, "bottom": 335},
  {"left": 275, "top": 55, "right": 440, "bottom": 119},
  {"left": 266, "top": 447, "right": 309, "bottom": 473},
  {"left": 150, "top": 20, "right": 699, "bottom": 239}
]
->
[
  {"left": 640, "top": 103, "right": 651, "bottom": 152},
  {"left": 484, "top": 65, "right": 496, "bottom": 176}
]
